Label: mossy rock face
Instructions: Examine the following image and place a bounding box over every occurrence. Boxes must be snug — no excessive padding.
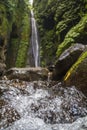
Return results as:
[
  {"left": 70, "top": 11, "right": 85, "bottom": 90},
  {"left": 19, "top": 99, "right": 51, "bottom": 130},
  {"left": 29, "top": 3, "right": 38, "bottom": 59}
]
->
[
  {"left": 6, "top": 39, "right": 19, "bottom": 68},
  {"left": 0, "top": 4, "right": 10, "bottom": 37},
  {"left": 15, "top": 12, "right": 30, "bottom": 68},
  {"left": 5, "top": 1, "right": 31, "bottom": 68},
  {"left": 0, "top": 3, "right": 12, "bottom": 74},
  {"left": 64, "top": 50, "right": 87, "bottom": 96},
  {"left": 34, "top": 0, "right": 87, "bottom": 66},
  {"left": 56, "top": 14, "right": 87, "bottom": 58},
  {"left": 0, "top": 3, "right": 10, "bottom": 64},
  {"left": 0, "top": 1, "right": 31, "bottom": 70}
]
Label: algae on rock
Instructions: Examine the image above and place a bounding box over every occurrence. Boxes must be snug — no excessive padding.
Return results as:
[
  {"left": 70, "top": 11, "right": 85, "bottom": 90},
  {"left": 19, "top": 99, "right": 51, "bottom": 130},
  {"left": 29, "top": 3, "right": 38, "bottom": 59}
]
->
[
  {"left": 56, "top": 14, "right": 87, "bottom": 58},
  {"left": 5, "top": 0, "right": 31, "bottom": 68},
  {"left": 34, "top": 0, "right": 87, "bottom": 66},
  {"left": 64, "top": 50, "right": 87, "bottom": 95},
  {"left": 0, "top": 2, "right": 12, "bottom": 73},
  {"left": 64, "top": 50, "right": 87, "bottom": 81},
  {"left": 15, "top": 12, "right": 30, "bottom": 67}
]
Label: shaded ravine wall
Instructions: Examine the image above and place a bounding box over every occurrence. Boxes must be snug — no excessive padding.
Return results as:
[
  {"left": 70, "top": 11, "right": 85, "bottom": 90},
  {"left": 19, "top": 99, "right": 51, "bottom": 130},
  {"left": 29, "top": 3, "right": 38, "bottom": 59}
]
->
[
  {"left": 34, "top": 0, "right": 87, "bottom": 66},
  {"left": 0, "top": 0, "right": 30, "bottom": 72},
  {"left": 33, "top": 0, "right": 87, "bottom": 95}
]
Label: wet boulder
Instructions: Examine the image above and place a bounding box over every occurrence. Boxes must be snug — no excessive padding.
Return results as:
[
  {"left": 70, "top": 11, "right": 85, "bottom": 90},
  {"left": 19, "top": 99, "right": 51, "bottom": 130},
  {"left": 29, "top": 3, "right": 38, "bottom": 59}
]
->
[
  {"left": 64, "top": 50, "right": 87, "bottom": 96},
  {"left": 5, "top": 67, "right": 49, "bottom": 81},
  {"left": 52, "top": 44, "right": 85, "bottom": 80}
]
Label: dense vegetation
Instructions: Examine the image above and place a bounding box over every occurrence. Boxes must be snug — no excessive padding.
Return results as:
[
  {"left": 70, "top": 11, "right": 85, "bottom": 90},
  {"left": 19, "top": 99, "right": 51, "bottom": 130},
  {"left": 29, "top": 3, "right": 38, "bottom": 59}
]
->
[
  {"left": 34, "top": 0, "right": 87, "bottom": 66},
  {"left": 0, "top": 0, "right": 30, "bottom": 68},
  {"left": 0, "top": 0, "right": 87, "bottom": 74}
]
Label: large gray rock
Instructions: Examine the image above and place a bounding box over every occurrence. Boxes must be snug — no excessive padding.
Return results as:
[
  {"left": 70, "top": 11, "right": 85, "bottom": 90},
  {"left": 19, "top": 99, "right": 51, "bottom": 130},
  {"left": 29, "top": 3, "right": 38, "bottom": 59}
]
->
[
  {"left": 52, "top": 44, "right": 85, "bottom": 80},
  {"left": 64, "top": 51, "right": 87, "bottom": 96},
  {"left": 5, "top": 67, "right": 49, "bottom": 81}
]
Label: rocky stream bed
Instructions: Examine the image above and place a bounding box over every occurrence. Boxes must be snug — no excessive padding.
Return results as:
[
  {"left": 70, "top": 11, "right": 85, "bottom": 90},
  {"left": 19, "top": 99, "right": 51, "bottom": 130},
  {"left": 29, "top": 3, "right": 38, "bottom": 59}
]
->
[{"left": 0, "top": 79, "right": 87, "bottom": 130}]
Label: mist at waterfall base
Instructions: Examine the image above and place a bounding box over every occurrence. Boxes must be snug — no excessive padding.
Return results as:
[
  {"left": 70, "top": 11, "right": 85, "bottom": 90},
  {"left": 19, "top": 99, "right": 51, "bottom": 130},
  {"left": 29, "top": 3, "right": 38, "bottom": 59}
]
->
[
  {"left": 26, "top": 10, "right": 40, "bottom": 67},
  {"left": 0, "top": 79, "right": 87, "bottom": 130}
]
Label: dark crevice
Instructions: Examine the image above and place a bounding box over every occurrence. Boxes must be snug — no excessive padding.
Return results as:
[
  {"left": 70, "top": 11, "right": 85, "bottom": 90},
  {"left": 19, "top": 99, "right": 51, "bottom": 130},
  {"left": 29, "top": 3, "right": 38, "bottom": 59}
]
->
[
  {"left": 10, "top": 23, "right": 19, "bottom": 38},
  {"left": 0, "top": 37, "right": 4, "bottom": 47}
]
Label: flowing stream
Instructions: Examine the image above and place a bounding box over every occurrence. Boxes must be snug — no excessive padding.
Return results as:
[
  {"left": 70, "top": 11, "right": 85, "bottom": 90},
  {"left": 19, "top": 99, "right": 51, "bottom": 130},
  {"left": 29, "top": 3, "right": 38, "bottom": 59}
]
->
[{"left": 0, "top": 79, "right": 87, "bottom": 130}]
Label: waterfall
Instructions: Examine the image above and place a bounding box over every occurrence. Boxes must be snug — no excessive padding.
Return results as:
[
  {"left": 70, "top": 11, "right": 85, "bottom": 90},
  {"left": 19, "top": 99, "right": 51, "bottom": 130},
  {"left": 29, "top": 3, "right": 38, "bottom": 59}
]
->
[{"left": 31, "top": 10, "right": 40, "bottom": 67}]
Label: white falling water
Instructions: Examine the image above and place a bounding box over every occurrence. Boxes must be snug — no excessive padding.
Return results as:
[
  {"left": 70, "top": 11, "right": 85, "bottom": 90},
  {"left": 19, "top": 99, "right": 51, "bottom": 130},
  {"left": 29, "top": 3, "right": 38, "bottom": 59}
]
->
[{"left": 31, "top": 10, "right": 40, "bottom": 67}]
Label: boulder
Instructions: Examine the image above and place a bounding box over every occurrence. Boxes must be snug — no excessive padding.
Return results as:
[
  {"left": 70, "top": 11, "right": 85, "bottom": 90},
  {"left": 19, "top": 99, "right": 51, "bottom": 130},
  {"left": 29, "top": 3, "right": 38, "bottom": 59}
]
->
[
  {"left": 5, "top": 67, "right": 49, "bottom": 81},
  {"left": 52, "top": 44, "right": 85, "bottom": 80},
  {"left": 64, "top": 50, "right": 87, "bottom": 96}
]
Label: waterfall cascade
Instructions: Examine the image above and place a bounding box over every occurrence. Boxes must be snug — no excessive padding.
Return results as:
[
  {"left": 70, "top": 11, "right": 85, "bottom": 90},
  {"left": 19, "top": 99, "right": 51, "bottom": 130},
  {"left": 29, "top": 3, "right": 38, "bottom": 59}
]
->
[
  {"left": 26, "top": 10, "right": 40, "bottom": 67},
  {"left": 31, "top": 10, "right": 40, "bottom": 67}
]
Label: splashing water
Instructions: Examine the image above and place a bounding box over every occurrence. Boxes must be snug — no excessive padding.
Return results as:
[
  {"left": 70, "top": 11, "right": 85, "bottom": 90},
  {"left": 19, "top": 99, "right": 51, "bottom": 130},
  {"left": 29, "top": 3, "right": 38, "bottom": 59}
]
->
[{"left": 0, "top": 79, "right": 87, "bottom": 130}]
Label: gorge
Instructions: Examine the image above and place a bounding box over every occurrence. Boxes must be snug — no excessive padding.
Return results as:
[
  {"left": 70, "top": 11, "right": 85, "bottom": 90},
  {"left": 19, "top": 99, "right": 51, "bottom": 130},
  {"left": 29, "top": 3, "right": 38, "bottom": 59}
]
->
[{"left": 0, "top": 0, "right": 87, "bottom": 130}]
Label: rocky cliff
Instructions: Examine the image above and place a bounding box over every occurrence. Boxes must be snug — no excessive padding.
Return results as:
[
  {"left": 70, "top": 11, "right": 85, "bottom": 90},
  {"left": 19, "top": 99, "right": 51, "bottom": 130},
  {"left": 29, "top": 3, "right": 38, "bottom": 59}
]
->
[
  {"left": 0, "top": 0, "right": 30, "bottom": 75},
  {"left": 34, "top": 0, "right": 87, "bottom": 66}
]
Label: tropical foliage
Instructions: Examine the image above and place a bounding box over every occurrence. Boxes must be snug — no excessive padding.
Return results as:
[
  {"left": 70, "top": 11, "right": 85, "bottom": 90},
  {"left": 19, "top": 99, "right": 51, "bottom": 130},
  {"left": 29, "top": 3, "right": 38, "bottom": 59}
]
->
[
  {"left": 0, "top": 0, "right": 30, "bottom": 68},
  {"left": 34, "top": 0, "right": 87, "bottom": 66}
]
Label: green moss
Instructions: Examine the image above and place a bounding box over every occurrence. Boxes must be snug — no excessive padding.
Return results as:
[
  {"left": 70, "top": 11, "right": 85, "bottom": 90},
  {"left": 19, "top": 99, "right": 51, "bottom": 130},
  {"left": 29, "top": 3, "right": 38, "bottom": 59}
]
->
[
  {"left": 14, "top": 2, "right": 31, "bottom": 68},
  {"left": 34, "top": 0, "right": 86, "bottom": 66},
  {"left": 64, "top": 50, "right": 87, "bottom": 81},
  {"left": 20, "top": 13, "right": 30, "bottom": 41},
  {"left": 40, "top": 29, "right": 57, "bottom": 66},
  {"left": 6, "top": 39, "right": 19, "bottom": 68},
  {"left": 15, "top": 41, "right": 29, "bottom": 67},
  {"left": 56, "top": 14, "right": 87, "bottom": 58},
  {"left": 0, "top": 0, "right": 31, "bottom": 68},
  {"left": 0, "top": 4, "right": 10, "bottom": 37},
  {"left": 15, "top": 13, "right": 30, "bottom": 67}
]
